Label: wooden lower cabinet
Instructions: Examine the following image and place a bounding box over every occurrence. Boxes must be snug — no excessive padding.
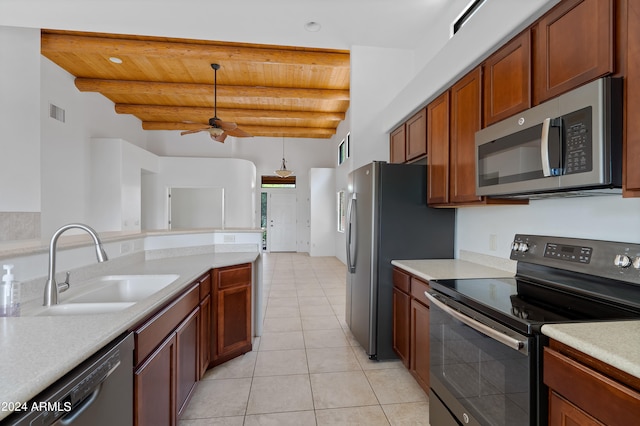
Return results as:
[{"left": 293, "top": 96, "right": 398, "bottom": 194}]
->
[
  {"left": 544, "top": 340, "right": 640, "bottom": 426},
  {"left": 211, "top": 263, "right": 253, "bottom": 366},
  {"left": 135, "top": 334, "right": 176, "bottom": 426},
  {"left": 392, "top": 287, "right": 411, "bottom": 367},
  {"left": 176, "top": 309, "right": 199, "bottom": 417},
  {"left": 410, "top": 298, "right": 429, "bottom": 392},
  {"left": 198, "top": 273, "right": 212, "bottom": 377}
]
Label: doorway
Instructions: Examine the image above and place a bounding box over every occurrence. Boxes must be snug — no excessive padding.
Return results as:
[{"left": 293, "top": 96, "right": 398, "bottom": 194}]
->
[{"left": 266, "top": 192, "right": 297, "bottom": 252}]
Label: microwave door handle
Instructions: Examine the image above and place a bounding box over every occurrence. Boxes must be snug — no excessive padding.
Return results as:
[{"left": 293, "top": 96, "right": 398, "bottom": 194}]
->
[{"left": 541, "top": 117, "right": 552, "bottom": 177}]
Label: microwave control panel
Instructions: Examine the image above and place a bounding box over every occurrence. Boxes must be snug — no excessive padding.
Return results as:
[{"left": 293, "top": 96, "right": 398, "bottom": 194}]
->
[{"left": 563, "top": 106, "right": 592, "bottom": 175}]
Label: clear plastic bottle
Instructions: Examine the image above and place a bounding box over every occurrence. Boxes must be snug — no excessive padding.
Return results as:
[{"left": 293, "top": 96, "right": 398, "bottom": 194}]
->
[{"left": 0, "top": 264, "right": 20, "bottom": 317}]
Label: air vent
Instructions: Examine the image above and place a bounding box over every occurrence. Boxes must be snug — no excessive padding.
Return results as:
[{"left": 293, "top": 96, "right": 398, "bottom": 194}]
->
[{"left": 49, "top": 103, "right": 65, "bottom": 123}]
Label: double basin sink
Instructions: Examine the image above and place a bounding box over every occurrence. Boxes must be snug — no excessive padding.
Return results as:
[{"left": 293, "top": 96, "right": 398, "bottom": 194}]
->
[{"left": 33, "top": 274, "right": 179, "bottom": 316}]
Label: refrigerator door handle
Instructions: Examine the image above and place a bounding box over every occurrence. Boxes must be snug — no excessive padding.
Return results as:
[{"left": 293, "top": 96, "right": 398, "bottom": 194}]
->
[{"left": 346, "top": 195, "right": 357, "bottom": 273}]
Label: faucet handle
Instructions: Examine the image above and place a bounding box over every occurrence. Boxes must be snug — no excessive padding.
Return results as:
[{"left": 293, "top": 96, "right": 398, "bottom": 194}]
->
[{"left": 58, "top": 271, "right": 71, "bottom": 292}]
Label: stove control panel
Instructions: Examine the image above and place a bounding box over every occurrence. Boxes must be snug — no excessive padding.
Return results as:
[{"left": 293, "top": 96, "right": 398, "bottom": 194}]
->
[{"left": 510, "top": 234, "right": 640, "bottom": 285}]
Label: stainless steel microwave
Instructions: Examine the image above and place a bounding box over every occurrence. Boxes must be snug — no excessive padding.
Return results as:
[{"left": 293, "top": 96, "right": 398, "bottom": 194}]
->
[{"left": 475, "top": 77, "right": 622, "bottom": 198}]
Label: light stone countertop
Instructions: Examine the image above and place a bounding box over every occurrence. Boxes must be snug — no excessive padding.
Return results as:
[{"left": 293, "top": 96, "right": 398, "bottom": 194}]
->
[
  {"left": 0, "top": 251, "right": 258, "bottom": 420},
  {"left": 390, "top": 258, "right": 515, "bottom": 281},
  {"left": 541, "top": 321, "right": 640, "bottom": 379}
]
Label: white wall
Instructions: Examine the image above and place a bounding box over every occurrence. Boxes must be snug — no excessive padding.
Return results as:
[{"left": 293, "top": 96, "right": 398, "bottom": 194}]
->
[
  {"left": 0, "top": 26, "right": 40, "bottom": 212},
  {"left": 309, "top": 168, "right": 336, "bottom": 256},
  {"left": 144, "top": 157, "right": 257, "bottom": 230}
]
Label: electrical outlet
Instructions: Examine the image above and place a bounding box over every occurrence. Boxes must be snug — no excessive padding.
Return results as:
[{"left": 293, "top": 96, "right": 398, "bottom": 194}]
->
[
  {"left": 223, "top": 234, "right": 236, "bottom": 243},
  {"left": 489, "top": 234, "right": 498, "bottom": 251},
  {"left": 120, "top": 241, "right": 132, "bottom": 254}
]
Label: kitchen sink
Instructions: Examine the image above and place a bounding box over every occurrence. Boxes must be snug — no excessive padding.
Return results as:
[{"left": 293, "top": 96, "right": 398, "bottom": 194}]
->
[
  {"left": 35, "top": 302, "right": 136, "bottom": 316},
  {"left": 64, "top": 274, "right": 180, "bottom": 303}
]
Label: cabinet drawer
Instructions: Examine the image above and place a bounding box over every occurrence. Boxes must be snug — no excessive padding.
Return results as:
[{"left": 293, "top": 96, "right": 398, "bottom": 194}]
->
[
  {"left": 392, "top": 268, "right": 411, "bottom": 293},
  {"left": 410, "top": 277, "right": 430, "bottom": 307},
  {"left": 215, "top": 263, "right": 251, "bottom": 290},
  {"left": 199, "top": 272, "right": 211, "bottom": 300},
  {"left": 134, "top": 283, "right": 200, "bottom": 365},
  {"left": 544, "top": 347, "right": 640, "bottom": 426}
]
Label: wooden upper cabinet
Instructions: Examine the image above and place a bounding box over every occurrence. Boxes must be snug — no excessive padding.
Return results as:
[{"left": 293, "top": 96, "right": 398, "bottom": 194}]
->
[
  {"left": 450, "top": 67, "right": 483, "bottom": 204},
  {"left": 623, "top": 0, "right": 640, "bottom": 194},
  {"left": 426, "top": 91, "right": 450, "bottom": 205},
  {"left": 406, "top": 108, "right": 427, "bottom": 161},
  {"left": 483, "top": 31, "right": 531, "bottom": 126},
  {"left": 533, "top": 0, "right": 615, "bottom": 104},
  {"left": 389, "top": 124, "right": 406, "bottom": 164}
]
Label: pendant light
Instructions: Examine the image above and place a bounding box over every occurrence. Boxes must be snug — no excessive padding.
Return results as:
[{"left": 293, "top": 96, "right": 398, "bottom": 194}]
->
[{"left": 275, "top": 137, "right": 294, "bottom": 178}]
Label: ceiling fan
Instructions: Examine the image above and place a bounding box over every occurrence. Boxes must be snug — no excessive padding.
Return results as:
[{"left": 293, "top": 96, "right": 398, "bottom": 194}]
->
[{"left": 180, "top": 63, "right": 253, "bottom": 142}]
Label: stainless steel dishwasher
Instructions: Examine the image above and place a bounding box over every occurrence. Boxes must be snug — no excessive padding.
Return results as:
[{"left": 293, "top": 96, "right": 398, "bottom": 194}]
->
[{"left": 4, "top": 332, "right": 134, "bottom": 426}]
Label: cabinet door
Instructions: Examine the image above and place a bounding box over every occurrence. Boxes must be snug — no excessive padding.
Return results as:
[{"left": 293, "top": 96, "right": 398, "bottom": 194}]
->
[
  {"left": 199, "top": 294, "right": 211, "bottom": 375},
  {"left": 176, "top": 308, "right": 199, "bottom": 418},
  {"left": 624, "top": 0, "right": 640, "bottom": 193},
  {"left": 426, "top": 91, "right": 450, "bottom": 205},
  {"left": 135, "top": 334, "right": 177, "bottom": 426},
  {"left": 392, "top": 287, "right": 411, "bottom": 368},
  {"left": 390, "top": 124, "right": 406, "bottom": 164},
  {"left": 533, "top": 0, "right": 614, "bottom": 104},
  {"left": 410, "top": 299, "right": 429, "bottom": 393},
  {"left": 406, "top": 108, "right": 427, "bottom": 161},
  {"left": 450, "top": 67, "right": 483, "bottom": 204},
  {"left": 549, "top": 391, "right": 605, "bottom": 426},
  {"left": 212, "top": 264, "right": 253, "bottom": 366},
  {"left": 483, "top": 31, "right": 531, "bottom": 126}
]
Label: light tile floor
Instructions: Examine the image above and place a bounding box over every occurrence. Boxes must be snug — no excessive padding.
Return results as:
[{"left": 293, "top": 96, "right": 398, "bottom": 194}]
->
[{"left": 180, "top": 252, "right": 430, "bottom": 425}]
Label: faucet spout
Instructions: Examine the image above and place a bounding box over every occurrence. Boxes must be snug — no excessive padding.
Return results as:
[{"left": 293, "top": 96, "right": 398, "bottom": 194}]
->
[{"left": 44, "top": 223, "right": 109, "bottom": 307}]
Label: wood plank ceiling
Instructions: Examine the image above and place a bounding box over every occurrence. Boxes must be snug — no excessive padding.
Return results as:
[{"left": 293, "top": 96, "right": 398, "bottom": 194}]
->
[{"left": 40, "top": 30, "right": 350, "bottom": 139}]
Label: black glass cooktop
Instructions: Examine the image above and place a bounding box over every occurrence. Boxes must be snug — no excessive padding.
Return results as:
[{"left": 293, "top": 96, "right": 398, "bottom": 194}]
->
[{"left": 430, "top": 276, "right": 640, "bottom": 335}]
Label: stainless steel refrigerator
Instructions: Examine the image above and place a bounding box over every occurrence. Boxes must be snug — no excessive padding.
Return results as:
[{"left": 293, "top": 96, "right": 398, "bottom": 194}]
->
[{"left": 345, "top": 161, "right": 455, "bottom": 360}]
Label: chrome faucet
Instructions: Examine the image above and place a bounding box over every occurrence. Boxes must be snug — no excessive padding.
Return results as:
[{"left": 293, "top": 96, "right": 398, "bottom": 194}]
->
[{"left": 44, "top": 223, "right": 109, "bottom": 306}]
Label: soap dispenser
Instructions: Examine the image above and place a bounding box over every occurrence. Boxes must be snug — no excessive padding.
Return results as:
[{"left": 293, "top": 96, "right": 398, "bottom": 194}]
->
[{"left": 0, "top": 264, "right": 20, "bottom": 317}]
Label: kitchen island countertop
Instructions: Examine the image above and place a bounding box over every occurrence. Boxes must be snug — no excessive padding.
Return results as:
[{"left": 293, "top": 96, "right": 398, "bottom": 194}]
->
[{"left": 0, "top": 251, "right": 259, "bottom": 420}]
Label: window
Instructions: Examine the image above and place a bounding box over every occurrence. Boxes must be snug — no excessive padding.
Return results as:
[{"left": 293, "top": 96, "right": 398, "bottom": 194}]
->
[
  {"left": 261, "top": 176, "right": 296, "bottom": 188},
  {"left": 338, "top": 133, "right": 350, "bottom": 165},
  {"left": 337, "top": 190, "right": 346, "bottom": 232},
  {"left": 451, "top": 0, "right": 486, "bottom": 36}
]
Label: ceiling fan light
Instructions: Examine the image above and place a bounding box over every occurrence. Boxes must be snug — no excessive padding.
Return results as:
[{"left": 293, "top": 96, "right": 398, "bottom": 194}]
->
[{"left": 207, "top": 127, "right": 225, "bottom": 137}]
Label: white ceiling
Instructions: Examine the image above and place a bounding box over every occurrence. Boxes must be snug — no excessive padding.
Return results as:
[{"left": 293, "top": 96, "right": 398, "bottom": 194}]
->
[{"left": 0, "top": 0, "right": 472, "bottom": 50}]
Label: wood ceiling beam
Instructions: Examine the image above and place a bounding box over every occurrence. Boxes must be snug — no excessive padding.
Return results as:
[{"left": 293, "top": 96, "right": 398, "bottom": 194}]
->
[
  {"left": 42, "top": 33, "right": 350, "bottom": 67},
  {"left": 115, "top": 104, "right": 345, "bottom": 121},
  {"left": 75, "top": 78, "right": 350, "bottom": 101},
  {"left": 142, "top": 122, "right": 335, "bottom": 138}
]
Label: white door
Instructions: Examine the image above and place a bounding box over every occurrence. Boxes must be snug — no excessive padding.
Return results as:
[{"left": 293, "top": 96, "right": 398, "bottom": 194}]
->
[{"left": 268, "top": 193, "right": 297, "bottom": 252}]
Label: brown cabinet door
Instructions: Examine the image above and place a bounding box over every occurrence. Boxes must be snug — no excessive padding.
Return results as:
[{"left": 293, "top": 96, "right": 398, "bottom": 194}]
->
[
  {"left": 483, "top": 31, "right": 531, "bottom": 126},
  {"left": 624, "top": 0, "right": 640, "bottom": 192},
  {"left": 549, "top": 391, "right": 605, "bottom": 426},
  {"left": 392, "top": 287, "right": 411, "bottom": 368},
  {"left": 135, "top": 333, "right": 177, "bottom": 426},
  {"left": 533, "top": 0, "right": 614, "bottom": 104},
  {"left": 212, "top": 264, "right": 253, "bottom": 366},
  {"left": 176, "top": 308, "right": 199, "bottom": 418},
  {"left": 410, "top": 298, "right": 429, "bottom": 392},
  {"left": 390, "top": 124, "right": 406, "bottom": 164},
  {"left": 199, "top": 294, "right": 211, "bottom": 375},
  {"left": 450, "top": 67, "right": 483, "bottom": 204},
  {"left": 406, "top": 108, "right": 427, "bottom": 161},
  {"left": 427, "top": 91, "right": 450, "bottom": 205}
]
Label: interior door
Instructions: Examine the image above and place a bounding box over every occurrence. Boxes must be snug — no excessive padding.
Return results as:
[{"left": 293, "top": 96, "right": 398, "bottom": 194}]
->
[{"left": 268, "top": 193, "right": 297, "bottom": 252}]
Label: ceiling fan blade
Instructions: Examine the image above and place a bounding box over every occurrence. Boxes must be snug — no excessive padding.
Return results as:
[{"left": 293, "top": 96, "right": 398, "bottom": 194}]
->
[
  {"left": 211, "top": 133, "right": 228, "bottom": 143},
  {"left": 180, "top": 127, "right": 210, "bottom": 136},
  {"left": 225, "top": 127, "right": 253, "bottom": 137}
]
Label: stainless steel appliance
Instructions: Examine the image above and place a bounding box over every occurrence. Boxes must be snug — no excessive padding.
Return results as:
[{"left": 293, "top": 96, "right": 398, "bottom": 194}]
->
[
  {"left": 4, "top": 333, "right": 134, "bottom": 426},
  {"left": 345, "top": 161, "right": 455, "bottom": 360},
  {"left": 475, "top": 77, "right": 622, "bottom": 198},
  {"left": 428, "top": 235, "right": 640, "bottom": 426}
]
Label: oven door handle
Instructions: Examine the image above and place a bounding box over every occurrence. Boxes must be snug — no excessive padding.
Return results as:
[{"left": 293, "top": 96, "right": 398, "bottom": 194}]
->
[{"left": 425, "top": 291, "right": 526, "bottom": 352}]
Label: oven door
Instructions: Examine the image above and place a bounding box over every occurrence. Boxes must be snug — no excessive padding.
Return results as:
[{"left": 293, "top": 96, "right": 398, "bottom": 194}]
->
[{"left": 427, "top": 291, "right": 536, "bottom": 426}]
